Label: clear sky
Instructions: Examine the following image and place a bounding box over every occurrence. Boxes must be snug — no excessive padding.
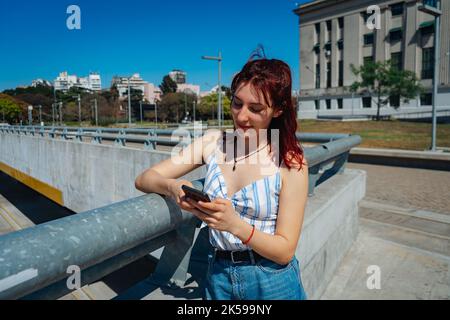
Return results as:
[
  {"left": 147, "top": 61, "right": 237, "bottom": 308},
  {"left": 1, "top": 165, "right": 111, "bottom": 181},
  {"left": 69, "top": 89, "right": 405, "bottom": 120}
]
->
[{"left": 0, "top": 0, "right": 309, "bottom": 92}]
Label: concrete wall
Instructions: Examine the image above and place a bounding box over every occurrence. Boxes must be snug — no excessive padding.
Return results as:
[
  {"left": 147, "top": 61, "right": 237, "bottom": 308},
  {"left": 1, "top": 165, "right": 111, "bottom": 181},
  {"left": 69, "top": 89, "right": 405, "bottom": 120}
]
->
[{"left": 0, "top": 133, "right": 205, "bottom": 213}]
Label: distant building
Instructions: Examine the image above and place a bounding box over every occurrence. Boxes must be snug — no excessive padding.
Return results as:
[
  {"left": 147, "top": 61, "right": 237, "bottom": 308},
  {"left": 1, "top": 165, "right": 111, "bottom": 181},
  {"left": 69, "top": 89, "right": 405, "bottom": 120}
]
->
[
  {"left": 144, "top": 83, "right": 162, "bottom": 104},
  {"left": 54, "top": 71, "right": 102, "bottom": 92},
  {"left": 177, "top": 83, "right": 200, "bottom": 96},
  {"left": 169, "top": 69, "right": 187, "bottom": 84},
  {"left": 294, "top": 0, "right": 450, "bottom": 119},
  {"left": 31, "top": 79, "right": 52, "bottom": 87},
  {"left": 111, "top": 73, "right": 161, "bottom": 104}
]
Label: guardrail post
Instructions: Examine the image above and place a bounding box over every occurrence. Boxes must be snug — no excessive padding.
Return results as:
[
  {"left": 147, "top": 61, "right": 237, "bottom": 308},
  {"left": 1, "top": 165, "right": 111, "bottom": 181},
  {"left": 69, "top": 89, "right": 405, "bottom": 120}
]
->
[
  {"left": 114, "top": 130, "right": 126, "bottom": 147},
  {"left": 76, "top": 128, "right": 83, "bottom": 142}
]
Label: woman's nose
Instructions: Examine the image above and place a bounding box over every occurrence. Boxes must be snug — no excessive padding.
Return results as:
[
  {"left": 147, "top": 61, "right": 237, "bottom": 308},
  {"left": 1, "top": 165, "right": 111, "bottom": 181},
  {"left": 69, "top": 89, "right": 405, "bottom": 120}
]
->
[{"left": 236, "top": 106, "right": 250, "bottom": 123}]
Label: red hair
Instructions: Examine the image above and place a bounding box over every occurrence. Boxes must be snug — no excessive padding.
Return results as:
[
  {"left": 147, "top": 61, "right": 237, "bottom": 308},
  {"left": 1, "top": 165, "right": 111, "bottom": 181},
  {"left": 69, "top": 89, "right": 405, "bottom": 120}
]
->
[{"left": 231, "top": 58, "right": 304, "bottom": 170}]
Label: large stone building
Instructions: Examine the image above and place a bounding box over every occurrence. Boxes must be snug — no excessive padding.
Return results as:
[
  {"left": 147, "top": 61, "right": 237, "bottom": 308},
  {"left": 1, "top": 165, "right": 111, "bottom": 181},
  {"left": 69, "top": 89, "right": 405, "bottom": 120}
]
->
[{"left": 294, "top": 0, "right": 450, "bottom": 119}]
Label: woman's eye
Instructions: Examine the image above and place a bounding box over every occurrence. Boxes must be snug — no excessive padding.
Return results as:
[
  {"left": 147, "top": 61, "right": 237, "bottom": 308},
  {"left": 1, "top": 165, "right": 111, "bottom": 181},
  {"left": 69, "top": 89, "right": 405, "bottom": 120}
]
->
[
  {"left": 250, "top": 108, "right": 262, "bottom": 113},
  {"left": 233, "top": 101, "right": 243, "bottom": 107}
]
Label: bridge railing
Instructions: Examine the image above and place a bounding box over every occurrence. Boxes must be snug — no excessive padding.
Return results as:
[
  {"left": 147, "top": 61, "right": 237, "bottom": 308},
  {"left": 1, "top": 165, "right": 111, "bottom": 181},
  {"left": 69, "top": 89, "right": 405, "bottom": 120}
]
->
[
  {"left": 0, "top": 127, "right": 361, "bottom": 299},
  {"left": 0, "top": 125, "right": 361, "bottom": 195}
]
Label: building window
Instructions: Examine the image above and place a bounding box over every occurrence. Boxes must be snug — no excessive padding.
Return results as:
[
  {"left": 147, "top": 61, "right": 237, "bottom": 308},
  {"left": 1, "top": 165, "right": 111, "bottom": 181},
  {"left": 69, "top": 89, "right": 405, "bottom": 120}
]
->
[
  {"left": 362, "top": 97, "right": 372, "bottom": 108},
  {"left": 315, "top": 100, "right": 320, "bottom": 110},
  {"left": 422, "top": 47, "right": 434, "bottom": 79},
  {"left": 327, "top": 62, "right": 331, "bottom": 88},
  {"left": 390, "top": 95, "right": 400, "bottom": 107},
  {"left": 391, "top": 3, "right": 404, "bottom": 16},
  {"left": 420, "top": 93, "right": 433, "bottom": 106},
  {"left": 326, "top": 99, "right": 331, "bottom": 109},
  {"left": 326, "top": 20, "right": 332, "bottom": 32},
  {"left": 391, "top": 52, "right": 403, "bottom": 70},
  {"left": 338, "top": 17, "right": 344, "bottom": 29},
  {"left": 337, "top": 39, "right": 344, "bottom": 50},
  {"left": 390, "top": 29, "right": 403, "bottom": 42},
  {"left": 420, "top": 21, "right": 435, "bottom": 36},
  {"left": 364, "top": 33, "right": 374, "bottom": 46},
  {"left": 338, "top": 98, "right": 343, "bottom": 109},
  {"left": 315, "top": 64, "right": 321, "bottom": 89},
  {"left": 315, "top": 23, "right": 321, "bottom": 43},
  {"left": 339, "top": 60, "right": 344, "bottom": 87}
]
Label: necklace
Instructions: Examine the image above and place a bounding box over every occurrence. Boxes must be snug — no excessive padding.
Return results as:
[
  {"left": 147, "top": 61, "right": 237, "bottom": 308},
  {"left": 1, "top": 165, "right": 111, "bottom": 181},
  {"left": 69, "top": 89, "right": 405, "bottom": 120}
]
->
[{"left": 231, "top": 135, "right": 269, "bottom": 171}]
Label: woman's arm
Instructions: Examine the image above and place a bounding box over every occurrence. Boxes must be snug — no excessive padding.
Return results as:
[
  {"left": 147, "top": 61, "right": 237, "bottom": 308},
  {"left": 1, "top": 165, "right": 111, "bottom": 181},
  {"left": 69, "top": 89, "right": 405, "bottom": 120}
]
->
[{"left": 135, "top": 129, "right": 221, "bottom": 199}]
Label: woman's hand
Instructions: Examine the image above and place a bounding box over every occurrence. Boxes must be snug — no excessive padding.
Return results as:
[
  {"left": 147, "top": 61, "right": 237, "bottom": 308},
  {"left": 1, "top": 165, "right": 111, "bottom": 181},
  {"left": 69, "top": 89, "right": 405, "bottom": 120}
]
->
[
  {"left": 167, "top": 179, "right": 197, "bottom": 212},
  {"left": 185, "top": 197, "right": 242, "bottom": 234}
]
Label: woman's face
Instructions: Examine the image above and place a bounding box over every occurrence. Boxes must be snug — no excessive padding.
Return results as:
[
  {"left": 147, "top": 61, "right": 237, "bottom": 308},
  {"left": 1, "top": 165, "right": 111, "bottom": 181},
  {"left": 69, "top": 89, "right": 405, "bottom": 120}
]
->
[{"left": 231, "top": 82, "right": 282, "bottom": 139}]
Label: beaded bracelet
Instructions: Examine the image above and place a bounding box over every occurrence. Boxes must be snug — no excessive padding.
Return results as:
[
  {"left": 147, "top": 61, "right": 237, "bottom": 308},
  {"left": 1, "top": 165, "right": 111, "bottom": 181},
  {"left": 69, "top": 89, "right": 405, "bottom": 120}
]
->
[{"left": 242, "top": 225, "right": 255, "bottom": 245}]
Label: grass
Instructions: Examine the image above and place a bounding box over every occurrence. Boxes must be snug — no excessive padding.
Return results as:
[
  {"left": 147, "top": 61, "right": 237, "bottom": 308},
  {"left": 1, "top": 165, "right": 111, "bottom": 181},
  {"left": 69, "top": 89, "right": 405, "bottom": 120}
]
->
[{"left": 298, "top": 119, "right": 450, "bottom": 150}]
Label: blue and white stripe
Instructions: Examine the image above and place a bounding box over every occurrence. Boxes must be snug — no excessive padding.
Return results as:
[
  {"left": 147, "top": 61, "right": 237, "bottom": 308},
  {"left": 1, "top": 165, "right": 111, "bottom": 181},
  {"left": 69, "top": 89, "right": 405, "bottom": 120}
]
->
[{"left": 203, "top": 152, "right": 282, "bottom": 251}]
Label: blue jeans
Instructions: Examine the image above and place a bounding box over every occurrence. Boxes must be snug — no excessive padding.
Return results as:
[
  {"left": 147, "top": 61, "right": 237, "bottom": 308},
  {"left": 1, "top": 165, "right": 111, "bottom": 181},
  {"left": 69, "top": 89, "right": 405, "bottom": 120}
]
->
[{"left": 204, "top": 250, "right": 308, "bottom": 300}]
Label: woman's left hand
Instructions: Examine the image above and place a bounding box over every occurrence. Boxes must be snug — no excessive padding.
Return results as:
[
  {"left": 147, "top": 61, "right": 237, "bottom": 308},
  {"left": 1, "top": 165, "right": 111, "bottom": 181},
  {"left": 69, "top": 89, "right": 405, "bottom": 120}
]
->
[{"left": 185, "top": 197, "right": 241, "bottom": 234}]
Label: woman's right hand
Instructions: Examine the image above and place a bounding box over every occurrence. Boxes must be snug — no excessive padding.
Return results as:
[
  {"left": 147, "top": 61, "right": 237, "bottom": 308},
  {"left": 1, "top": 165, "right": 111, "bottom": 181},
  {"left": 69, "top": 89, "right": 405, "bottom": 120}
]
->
[{"left": 167, "top": 179, "right": 197, "bottom": 212}]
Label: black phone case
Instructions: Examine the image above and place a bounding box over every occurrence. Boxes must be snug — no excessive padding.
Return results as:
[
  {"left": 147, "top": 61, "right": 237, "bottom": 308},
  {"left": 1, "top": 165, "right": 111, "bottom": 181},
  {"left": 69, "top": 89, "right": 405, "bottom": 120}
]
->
[{"left": 182, "top": 185, "right": 211, "bottom": 202}]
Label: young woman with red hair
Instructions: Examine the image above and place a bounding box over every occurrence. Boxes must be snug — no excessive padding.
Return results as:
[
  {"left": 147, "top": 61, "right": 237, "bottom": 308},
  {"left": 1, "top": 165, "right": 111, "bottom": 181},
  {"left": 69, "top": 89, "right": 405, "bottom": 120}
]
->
[{"left": 135, "top": 56, "right": 308, "bottom": 300}]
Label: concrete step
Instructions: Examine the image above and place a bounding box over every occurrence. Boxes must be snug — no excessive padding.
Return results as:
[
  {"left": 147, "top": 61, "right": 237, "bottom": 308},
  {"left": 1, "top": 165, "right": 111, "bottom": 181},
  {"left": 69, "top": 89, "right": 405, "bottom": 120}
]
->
[{"left": 359, "top": 200, "right": 450, "bottom": 257}]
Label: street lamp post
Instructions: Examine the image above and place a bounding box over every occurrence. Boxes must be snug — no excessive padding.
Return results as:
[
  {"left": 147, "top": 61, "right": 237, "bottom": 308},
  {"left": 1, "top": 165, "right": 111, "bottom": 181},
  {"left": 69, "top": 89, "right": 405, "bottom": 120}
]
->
[
  {"left": 193, "top": 100, "right": 196, "bottom": 122},
  {"left": 419, "top": 0, "right": 441, "bottom": 151},
  {"left": 140, "top": 100, "right": 143, "bottom": 124},
  {"left": 128, "top": 77, "right": 132, "bottom": 126},
  {"left": 28, "top": 105, "right": 33, "bottom": 126},
  {"left": 59, "top": 102, "right": 63, "bottom": 126},
  {"left": 202, "top": 51, "right": 222, "bottom": 127},
  {"left": 91, "top": 98, "right": 98, "bottom": 126},
  {"left": 38, "top": 105, "right": 42, "bottom": 125},
  {"left": 72, "top": 94, "right": 81, "bottom": 125},
  {"left": 154, "top": 92, "right": 158, "bottom": 128}
]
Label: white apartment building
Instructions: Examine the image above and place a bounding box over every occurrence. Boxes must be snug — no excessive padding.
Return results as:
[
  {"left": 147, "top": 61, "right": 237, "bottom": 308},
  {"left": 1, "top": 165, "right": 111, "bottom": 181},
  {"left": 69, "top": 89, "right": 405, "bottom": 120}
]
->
[
  {"left": 54, "top": 71, "right": 102, "bottom": 92},
  {"left": 31, "top": 79, "right": 52, "bottom": 87},
  {"left": 294, "top": 0, "right": 450, "bottom": 119},
  {"left": 177, "top": 83, "right": 201, "bottom": 96},
  {"left": 111, "top": 73, "right": 162, "bottom": 104},
  {"left": 169, "top": 69, "right": 187, "bottom": 84}
]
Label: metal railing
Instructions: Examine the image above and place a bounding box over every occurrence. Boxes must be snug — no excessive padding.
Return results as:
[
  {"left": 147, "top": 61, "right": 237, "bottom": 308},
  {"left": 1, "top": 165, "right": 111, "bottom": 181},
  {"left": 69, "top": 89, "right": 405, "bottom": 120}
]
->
[{"left": 0, "top": 127, "right": 361, "bottom": 299}]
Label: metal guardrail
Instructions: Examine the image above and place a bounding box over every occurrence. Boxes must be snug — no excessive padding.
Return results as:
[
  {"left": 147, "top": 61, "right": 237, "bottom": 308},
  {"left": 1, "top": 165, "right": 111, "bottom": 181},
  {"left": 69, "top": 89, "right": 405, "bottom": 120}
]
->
[
  {"left": 0, "top": 126, "right": 361, "bottom": 299},
  {"left": 0, "top": 125, "right": 361, "bottom": 195},
  {"left": 0, "top": 180, "right": 205, "bottom": 300}
]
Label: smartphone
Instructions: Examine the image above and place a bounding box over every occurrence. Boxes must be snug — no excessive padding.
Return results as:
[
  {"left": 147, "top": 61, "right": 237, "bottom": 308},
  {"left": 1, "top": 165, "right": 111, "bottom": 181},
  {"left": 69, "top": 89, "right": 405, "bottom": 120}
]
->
[{"left": 181, "top": 185, "right": 211, "bottom": 203}]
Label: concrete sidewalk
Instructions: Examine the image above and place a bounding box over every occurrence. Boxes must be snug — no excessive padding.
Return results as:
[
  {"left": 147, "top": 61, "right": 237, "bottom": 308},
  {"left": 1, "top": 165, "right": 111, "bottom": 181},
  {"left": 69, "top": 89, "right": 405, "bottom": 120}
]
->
[{"left": 321, "top": 215, "right": 450, "bottom": 300}]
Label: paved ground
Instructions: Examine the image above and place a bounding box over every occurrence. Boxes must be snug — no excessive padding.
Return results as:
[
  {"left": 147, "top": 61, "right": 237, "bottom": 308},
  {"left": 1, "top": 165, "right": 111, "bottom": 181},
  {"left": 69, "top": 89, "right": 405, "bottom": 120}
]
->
[
  {"left": 347, "top": 163, "right": 450, "bottom": 215},
  {"left": 322, "top": 163, "right": 450, "bottom": 300}
]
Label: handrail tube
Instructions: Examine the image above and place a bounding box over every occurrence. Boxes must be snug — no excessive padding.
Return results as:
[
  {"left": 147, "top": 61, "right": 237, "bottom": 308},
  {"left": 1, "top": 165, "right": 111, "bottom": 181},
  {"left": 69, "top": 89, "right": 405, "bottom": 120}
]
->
[{"left": 0, "top": 188, "right": 201, "bottom": 300}]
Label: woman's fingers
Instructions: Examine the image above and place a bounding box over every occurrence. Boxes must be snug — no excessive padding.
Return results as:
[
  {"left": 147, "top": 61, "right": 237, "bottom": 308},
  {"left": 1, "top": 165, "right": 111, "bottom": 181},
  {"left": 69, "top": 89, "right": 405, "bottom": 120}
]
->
[{"left": 186, "top": 198, "right": 216, "bottom": 215}]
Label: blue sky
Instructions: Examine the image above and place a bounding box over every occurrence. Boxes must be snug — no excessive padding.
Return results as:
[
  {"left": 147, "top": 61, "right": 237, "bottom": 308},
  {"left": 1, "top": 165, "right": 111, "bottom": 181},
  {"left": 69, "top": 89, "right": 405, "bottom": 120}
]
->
[{"left": 0, "top": 0, "right": 308, "bottom": 92}]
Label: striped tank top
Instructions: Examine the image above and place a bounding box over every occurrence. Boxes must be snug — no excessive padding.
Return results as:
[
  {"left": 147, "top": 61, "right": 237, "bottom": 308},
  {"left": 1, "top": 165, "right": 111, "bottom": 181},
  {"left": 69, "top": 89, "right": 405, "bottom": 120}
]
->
[{"left": 202, "top": 150, "right": 283, "bottom": 251}]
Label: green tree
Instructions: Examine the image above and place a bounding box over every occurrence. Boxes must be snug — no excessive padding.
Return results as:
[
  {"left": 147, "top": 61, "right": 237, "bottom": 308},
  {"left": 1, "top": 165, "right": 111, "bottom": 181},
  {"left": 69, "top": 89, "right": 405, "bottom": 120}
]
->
[
  {"left": 350, "top": 60, "right": 422, "bottom": 121},
  {"left": 198, "top": 93, "right": 231, "bottom": 121},
  {"left": 157, "top": 92, "right": 197, "bottom": 123},
  {"left": 0, "top": 94, "right": 25, "bottom": 123},
  {"left": 159, "top": 75, "right": 177, "bottom": 95}
]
